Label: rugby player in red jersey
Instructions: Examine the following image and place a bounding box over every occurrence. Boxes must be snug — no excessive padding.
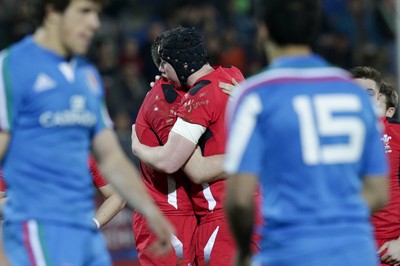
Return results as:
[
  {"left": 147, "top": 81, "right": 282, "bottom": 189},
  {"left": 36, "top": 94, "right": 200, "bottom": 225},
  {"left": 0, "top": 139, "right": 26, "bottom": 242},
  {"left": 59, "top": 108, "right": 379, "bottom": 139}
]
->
[
  {"left": 352, "top": 66, "right": 400, "bottom": 266},
  {"left": 132, "top": 26, "right": 262, "bottom": 265}
]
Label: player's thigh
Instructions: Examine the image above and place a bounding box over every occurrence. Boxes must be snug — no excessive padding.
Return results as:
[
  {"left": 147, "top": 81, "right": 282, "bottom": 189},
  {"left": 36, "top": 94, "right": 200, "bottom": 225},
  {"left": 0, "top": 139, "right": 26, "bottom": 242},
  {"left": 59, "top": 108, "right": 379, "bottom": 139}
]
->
[
  {"left": 3, "top": 220, "right": 110, "bottom": 266},
  {"left": 196, "top": 219, "right": 236, "bottom": 266},
  {"left": 133, "top": 213, "right": 197, "bottom": 266}
]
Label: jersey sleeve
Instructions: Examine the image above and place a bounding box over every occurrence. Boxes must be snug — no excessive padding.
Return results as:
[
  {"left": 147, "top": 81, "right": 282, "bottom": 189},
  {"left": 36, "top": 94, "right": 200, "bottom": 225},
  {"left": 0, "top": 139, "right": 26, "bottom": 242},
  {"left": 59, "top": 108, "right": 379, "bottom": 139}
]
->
[
  {"left": 0, "top": 48, "right": 23, "bottom": 132},
  {"left": 224, "top": 92, "right": 264, "bottom": 175},
  {"left": 89, "top": 156, "right": 108, "bottom": 188}
]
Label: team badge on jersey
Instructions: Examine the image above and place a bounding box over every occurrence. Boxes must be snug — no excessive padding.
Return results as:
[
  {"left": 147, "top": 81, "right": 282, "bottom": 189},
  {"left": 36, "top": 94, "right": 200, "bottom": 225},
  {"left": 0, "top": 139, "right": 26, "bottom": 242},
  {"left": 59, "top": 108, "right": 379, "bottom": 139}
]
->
[
  {"left": 86, "top": 69, "right": 100, "bottom": 95},
  {"left": 381, "top": 134, "right": 392, "bottom": 153}
]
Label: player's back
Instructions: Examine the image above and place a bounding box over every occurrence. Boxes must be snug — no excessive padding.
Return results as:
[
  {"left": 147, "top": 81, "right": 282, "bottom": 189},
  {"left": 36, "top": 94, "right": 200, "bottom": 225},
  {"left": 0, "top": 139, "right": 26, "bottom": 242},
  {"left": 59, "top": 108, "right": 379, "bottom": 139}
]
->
[
  {"left": 135, "top": 78, "right": 193, "bottom": 215},
  {"left": 227, "top": 56, "right": 386, "bottom": 266},
  {"left": 230, "top": 57, "right": 384, "bottom": 235},
  {"left": 0, "top": 36, "right": 109, "bottom": 227}
]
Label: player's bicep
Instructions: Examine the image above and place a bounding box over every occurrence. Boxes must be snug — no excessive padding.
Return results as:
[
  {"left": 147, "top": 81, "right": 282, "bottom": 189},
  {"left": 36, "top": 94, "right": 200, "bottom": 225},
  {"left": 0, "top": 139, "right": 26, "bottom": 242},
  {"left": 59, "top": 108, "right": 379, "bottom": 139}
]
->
[
  {"left": 92, "top": 129, "right": 122, "bottom": 166},
  {"left": 0, "top": 132, "right": 10, "bottom": 162}
]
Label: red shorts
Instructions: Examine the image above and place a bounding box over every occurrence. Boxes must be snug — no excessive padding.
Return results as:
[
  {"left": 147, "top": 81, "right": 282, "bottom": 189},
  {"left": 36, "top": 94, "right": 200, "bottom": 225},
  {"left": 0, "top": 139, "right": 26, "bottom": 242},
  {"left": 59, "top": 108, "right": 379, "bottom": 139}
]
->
[
  {"left": 133, "top": 212, "right": 197, "bottom": 266},
  {"left": 194, "top": 217, "right": 236, "bottom": 266},
  {"left": 194, "top": 217, "right": 261, "bottom": 266}
]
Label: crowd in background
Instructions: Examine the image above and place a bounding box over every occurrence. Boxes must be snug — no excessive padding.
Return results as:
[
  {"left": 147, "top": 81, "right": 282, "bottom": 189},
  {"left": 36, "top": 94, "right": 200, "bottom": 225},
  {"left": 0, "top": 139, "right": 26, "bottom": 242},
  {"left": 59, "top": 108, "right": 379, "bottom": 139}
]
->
[{"left": 0, "top": 0, "right": 395, "bottom": 163}]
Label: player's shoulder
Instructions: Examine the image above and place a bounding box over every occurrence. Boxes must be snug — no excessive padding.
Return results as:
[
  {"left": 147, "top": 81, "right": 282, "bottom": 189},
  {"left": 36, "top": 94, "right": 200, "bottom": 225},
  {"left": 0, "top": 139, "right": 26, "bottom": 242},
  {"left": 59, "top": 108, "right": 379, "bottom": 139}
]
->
[
  {"left": 387, "top": 117, "right": 400, "bottom": 125},
  {"left": 1, "top": 36, "right": 36, "bottom": 64},
  {"left": 187, "top": 67, "right": 227, "bottom": 96},
  {"left": 221, "top": 65, "right": 245, "bottom": 83},
  {"left": 146, "top": 77, "right": 181, "bottom": 104}
]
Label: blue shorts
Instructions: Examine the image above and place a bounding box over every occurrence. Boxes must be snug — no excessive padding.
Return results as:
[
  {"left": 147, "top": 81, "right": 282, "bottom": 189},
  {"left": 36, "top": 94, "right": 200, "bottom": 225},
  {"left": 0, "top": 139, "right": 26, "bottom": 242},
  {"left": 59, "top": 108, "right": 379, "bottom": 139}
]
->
[
  {"left": 3, "top": 220, "right": 111, "bottom": 266},
  {"left": 253, "top": 234, "right": 379, "bottom": 266}
]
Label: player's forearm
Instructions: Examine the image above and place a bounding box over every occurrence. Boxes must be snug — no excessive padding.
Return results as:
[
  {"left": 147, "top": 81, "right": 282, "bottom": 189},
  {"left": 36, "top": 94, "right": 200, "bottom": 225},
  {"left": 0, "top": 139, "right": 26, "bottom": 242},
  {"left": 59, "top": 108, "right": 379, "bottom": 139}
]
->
[
  {"left": 94, "top": 130, "right": 164, "bottom": 219},
  {"left": 226, "top": 199, "right": 254, "bottom": 257},
  {"left": 95, "top": 194, "right": 126, "bottom": 228},
  {"left": 184, "top": 153, "right": 226, "bottom": 184},
  {"left": 99, "top": 152, "right": 161, "bottom": 218},
  {"left": 132, "top": 141, "right": 175, "bottom": 173},
  {"left": 132, "top": 131, "right": 196, "bottom": 174}
]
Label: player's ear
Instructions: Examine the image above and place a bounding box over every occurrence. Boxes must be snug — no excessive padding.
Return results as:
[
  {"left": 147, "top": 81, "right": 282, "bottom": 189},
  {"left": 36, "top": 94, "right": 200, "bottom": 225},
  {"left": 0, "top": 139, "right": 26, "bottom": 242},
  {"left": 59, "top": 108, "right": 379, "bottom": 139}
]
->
[
  {"left": 44, "top": 3, "right": 62, "bottom": 25},
  {"left": 257, "top": 21, "right": 269, "bottom": 43},
  {"left": 386, "top": 107, "right": 396, "bottom": 118}
]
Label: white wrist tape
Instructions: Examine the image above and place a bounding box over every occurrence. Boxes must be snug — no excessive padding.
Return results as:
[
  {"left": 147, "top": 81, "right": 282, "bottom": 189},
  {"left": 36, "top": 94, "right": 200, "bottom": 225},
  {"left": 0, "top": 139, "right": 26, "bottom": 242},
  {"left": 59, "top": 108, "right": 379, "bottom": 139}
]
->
[{"left": 92, "top": 218, "right": 100, "bottom": 229}]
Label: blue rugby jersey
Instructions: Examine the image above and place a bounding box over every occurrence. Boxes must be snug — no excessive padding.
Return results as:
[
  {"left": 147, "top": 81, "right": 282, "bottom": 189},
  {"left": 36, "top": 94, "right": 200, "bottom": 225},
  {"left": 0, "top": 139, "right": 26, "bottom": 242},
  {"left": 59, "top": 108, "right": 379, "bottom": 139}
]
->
[
  {"left": 225, "top": 54, "right": 388, "bottom": 239},
  {"left": 0, "top": 36, "right": 113, "bottom": 227}
]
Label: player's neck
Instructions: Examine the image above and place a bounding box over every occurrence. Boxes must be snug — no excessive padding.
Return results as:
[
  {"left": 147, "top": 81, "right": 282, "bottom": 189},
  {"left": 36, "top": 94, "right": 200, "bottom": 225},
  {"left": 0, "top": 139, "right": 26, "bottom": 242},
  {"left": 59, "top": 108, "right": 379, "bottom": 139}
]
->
[
  {"left": 265, "top": 42, "right": 311, "bottom": 61},
  {"left": 186, "top": 64, "right": 214, "bottom": 87},
  {"left": 33, "top": 27, "right": 70, "bottom": 59}
]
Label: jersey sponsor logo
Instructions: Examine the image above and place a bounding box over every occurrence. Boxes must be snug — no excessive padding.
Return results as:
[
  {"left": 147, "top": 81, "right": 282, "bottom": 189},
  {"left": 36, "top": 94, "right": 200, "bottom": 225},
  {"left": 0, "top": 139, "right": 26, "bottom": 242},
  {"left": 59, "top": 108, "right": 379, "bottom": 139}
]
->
[
  {"left": 39, "top": 95, "right": 96, "bottom": 127},
  {"left": 381, "top": 134, "right": 392, "bottom": 153},
  {"left": 33, "top": 73, "right": 57, "bottom": 92}
]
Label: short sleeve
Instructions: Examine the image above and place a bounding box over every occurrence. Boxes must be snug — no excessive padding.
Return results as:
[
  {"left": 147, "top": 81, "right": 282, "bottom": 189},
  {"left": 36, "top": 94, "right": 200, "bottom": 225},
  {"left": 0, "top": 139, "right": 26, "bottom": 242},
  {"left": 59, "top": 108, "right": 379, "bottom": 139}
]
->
[{"left": 89, "top": 156, "right": 108, "bottom": 188}]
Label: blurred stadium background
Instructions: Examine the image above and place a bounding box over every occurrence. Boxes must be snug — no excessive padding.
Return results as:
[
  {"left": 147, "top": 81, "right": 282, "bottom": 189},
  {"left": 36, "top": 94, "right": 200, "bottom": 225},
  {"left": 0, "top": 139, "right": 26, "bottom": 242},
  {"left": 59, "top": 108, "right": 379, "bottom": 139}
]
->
[{"left": 0, "top": 0, "right": 396, "bottom": 264}]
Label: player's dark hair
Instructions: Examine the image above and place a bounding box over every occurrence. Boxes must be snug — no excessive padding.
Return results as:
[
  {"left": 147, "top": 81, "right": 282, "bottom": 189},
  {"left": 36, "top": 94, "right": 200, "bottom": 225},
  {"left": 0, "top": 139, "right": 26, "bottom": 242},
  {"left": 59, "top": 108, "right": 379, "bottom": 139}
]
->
[
  {"left": 380, "top": 81, "right": 398, "bottom": 110},
  {"left": 33, "top": 0, "right": 109, "bottom": 25},
  {"left": 254, "top": 0, "right": 321, "bottom": 46},
  {"left": 350, "top": 66, "right": 383, "bottom": 90}
]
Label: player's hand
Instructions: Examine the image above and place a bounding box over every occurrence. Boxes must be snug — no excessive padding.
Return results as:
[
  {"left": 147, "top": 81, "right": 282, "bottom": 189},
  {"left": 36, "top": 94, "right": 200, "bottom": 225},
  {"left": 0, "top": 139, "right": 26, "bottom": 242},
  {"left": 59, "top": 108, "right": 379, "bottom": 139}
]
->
[
  {"left": 378, "top": 238, "right": 400, "bottom": 265},
  {"left": 145, "top": 209, "right": 175, "bottom": 257},
  {"left": 150, "top": 75, "right": 161, "bottom": 88},
  {"left": 131, "top": 124, "right": 140, "bottom": 155},
  {"left": 219, "top": 78, "right": 239, "bottom": 96}
]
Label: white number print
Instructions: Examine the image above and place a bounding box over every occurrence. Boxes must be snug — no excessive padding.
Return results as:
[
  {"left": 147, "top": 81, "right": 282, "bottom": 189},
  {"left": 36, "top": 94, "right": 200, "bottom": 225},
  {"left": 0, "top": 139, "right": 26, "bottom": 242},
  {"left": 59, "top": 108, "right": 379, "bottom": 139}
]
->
[{"left": 293, "top": 94, "right": 365, "bottom": 165}]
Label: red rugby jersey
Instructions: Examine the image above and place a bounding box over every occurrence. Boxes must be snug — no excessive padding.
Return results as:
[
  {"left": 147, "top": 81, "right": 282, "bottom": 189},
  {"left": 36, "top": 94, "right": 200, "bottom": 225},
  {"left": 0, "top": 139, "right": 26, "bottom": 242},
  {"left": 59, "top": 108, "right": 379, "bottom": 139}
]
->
[
  {"left": 177, "top": 66, "right": 245, "bottom": 220},
  {"left": 89, "top": 156, "right": 108, "bottom": 188},
  {"left": 371, "top": 117, "right": 400, "bottom": 239},
  {"left": 135, "top": 78, "right": 194, "bottom": 215}
]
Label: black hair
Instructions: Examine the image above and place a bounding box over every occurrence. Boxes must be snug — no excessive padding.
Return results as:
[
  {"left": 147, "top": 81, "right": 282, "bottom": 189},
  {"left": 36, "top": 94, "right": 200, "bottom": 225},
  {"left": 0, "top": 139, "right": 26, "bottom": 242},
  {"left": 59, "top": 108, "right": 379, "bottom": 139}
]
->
[
  {"left": 32, "top": 0, "right": 109, "bottom": 25},
  {"left": 349, "top": 66, "right": 383, "bottom": 89},
  {"left": 254, "top": 0, "right": 321, "bottom": 46}
]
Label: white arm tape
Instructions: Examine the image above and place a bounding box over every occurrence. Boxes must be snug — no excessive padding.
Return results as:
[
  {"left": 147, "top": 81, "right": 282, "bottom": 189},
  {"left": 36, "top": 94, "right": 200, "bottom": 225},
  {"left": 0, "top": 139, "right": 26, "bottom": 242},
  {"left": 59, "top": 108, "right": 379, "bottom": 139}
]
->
[{"left": 171, "top": 117, "right": 206, "bottom": 145}]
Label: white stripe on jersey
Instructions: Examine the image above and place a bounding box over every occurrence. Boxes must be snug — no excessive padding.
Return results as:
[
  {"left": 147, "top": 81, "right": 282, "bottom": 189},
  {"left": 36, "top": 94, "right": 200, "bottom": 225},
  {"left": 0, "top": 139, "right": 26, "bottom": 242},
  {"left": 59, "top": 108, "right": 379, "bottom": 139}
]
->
[
  {"left": 171, "top": 234, "right": 184, "bottom": 259},
  {"left": 167, "top": 176, "right": 178, "bottom": 209},
  {"left": 0, "top": 51, "right": 10, "bottom": 131},
  {"left": 203, "top": 226, "right": 219, "bottom": 264},
  {"left": 202, "top": 183, "right": 216, "bottom": 211},
  {"left": 27, "top": 220, "right": 47, "bottom": 266},
  {"left": 224, "top": 94, "right": 263, "bottom": 174}
]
